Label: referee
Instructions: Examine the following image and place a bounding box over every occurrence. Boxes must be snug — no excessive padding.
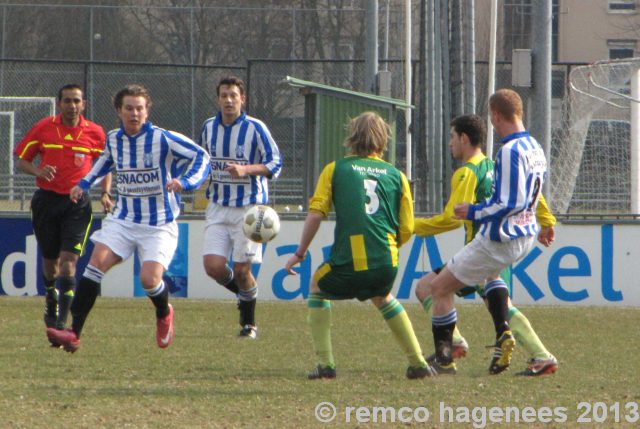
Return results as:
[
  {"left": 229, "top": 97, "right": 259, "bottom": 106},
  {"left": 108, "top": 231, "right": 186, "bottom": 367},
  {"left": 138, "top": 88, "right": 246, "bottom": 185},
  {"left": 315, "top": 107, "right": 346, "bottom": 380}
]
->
[{"left": 14, "top": 84, "right": 112, "bottom": 346}]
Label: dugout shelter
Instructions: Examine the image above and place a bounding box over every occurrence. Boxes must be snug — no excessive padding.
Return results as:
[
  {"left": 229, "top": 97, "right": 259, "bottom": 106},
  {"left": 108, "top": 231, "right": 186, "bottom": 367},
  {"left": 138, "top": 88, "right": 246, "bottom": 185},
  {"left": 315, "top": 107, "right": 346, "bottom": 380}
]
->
[{"left": 285, "top": 76, "right": 413, "bottom": 209}]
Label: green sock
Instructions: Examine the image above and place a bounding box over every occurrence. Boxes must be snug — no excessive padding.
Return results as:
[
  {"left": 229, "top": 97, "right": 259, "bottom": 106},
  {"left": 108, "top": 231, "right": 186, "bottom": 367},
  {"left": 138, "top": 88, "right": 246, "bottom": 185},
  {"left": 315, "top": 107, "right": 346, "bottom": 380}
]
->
[
  {"left": 508, "top": 307, "right": 552, "bottom": 360},
  {"left": 422, "top": 296, "right": 432, "bottom": 314},
  {"left": 423, "top": 296, "right": 464, "bottom": 343},
  {"left": 307, "top": 293, "right": 334, "bottom": 368},
  {"left": 380, "top": 298, "right": 426, "bottom": 368}
]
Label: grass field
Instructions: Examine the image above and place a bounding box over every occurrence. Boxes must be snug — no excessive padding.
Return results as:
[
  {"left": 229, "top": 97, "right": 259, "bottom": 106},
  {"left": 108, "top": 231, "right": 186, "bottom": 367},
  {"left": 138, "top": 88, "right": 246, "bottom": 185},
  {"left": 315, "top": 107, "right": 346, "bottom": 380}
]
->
[{"left": 1, "top": 296, "right": 638, "bottom": 428}]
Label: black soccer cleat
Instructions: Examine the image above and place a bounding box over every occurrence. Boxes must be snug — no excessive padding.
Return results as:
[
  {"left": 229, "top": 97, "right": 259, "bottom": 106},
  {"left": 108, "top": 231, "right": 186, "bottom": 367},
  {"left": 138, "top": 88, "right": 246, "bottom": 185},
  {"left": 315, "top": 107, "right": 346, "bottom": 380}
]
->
[
  {"left": 488, "top": 330, "right": 516, "bottom": 375},
  {"left": 406, "top": 364, "right": 437, "bottom": 379},
  {"left": 426, "top": 354, "right": 457, "bottom": 375},
  {"left": 308, "top": 365, "right": 336, "bottom": 380}
]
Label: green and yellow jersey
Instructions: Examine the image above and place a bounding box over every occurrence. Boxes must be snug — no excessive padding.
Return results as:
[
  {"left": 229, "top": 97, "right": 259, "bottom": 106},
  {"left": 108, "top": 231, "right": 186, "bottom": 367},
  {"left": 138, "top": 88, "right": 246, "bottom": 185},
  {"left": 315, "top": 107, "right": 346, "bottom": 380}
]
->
[
  {"left": 309, "top": 155, "right": 414, "bottom": 271},
  {"left": 415, "top": 153, "right": 555, "bottom": 244}
]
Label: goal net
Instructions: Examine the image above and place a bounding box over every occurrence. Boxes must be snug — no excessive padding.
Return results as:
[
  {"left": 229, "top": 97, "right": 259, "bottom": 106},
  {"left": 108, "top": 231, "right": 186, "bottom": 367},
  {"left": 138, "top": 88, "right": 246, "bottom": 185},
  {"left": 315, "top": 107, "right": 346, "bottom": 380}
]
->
[
  {"left": 550, "top": 59, "right": 640, "bottom": 214},
  {"left": 0, "top": 97, "right": 55, "bottom": 204}
]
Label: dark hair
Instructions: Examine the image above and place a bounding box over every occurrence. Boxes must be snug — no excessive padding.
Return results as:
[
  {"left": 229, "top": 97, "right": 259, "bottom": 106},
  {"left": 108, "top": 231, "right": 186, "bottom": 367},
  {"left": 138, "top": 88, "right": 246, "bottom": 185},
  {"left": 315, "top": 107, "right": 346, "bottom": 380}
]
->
[
  {"left": 113, "top": 84, "right": 152, "bottom": 110},
  {"left": 450, "top": 114, "right": 486, "bottom": 148},
  {"left": 216, "top": 76, "right": 245, "bottom": 96},
  {"left": 57, "top": 84, "right": 84, "bottom": 101}
]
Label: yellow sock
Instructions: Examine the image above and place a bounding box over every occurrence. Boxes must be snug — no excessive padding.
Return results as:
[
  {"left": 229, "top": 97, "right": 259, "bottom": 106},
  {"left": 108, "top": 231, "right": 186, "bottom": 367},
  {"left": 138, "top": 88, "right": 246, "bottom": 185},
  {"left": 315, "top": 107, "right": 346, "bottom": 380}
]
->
[
  {"left": 452, "top": 325, "right": 463, "bottom": 344},
  {"left": 508, "top": 307, "right": 552, "bottom": 359},
  {"left": 380, "top": 298, "right": 426, "bottom": 368},
  {"left": 307, "top": 293, "right": 334, "bottom": 368}
]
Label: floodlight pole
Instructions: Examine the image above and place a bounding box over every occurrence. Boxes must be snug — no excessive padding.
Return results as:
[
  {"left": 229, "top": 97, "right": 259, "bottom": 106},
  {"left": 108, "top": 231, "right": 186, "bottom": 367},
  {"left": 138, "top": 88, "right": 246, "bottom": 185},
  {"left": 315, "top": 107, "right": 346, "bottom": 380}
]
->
[
  {"left": 486, "top": 0, "right": 497, "bottom": 159},
  {"left": 365, "top": 0, "right": 379, "bottom": 94},
  {"left": 405, "top": 0, "right": 412, "bottom": 181},
  {"left": 532, "top": 0, "right": 552, "bottom": 196}
]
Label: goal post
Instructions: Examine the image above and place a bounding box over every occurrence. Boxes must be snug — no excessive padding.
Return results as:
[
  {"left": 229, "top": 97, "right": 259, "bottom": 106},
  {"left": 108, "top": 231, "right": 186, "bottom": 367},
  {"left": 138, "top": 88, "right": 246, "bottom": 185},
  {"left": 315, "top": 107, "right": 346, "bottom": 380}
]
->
[
  {"left": 0, "top": 112, "right": 15, "bottom": 200},
  {"left": 631, "top": 68, "right": 640, "bottom": 213},
  {"left": 550, "top": 59, "right": 640, "bottom": 215},
  {"left": 0, "top": 97, "right": 55, "bottom": 206}
]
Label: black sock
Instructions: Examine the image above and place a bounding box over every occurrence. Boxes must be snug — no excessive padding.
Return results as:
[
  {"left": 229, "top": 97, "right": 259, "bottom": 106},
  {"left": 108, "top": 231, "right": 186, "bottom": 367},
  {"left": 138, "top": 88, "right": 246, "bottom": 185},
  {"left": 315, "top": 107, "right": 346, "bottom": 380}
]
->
[
  {"left": 220, "top": 267, "right": 239, "bottom": 295},
  {"left": 485, "top": 287, "right": 510, "bottom": 339},
  {"left": 432, "top": 322, "right": 456, "bottom": 364},
  {"left": 238, "top": 299, "right": 256, "bottom": 327},
  {"left": 70, "top": 276, "right": 101, "bottom": 337},
  {"left": 223, "top": 279, "right": 239, "bottom": 295},
  {"left": 43, "top": 275, "right": 56, "bottom": 290},
  {"left": 148, "top": 283, "right": 170, "bottom": 319},
  {"left": 56, "top": 276, "right": 75, "bottom": 329},
  {"left": 43, "top": 277, "right": 58, "bottom": 319}
]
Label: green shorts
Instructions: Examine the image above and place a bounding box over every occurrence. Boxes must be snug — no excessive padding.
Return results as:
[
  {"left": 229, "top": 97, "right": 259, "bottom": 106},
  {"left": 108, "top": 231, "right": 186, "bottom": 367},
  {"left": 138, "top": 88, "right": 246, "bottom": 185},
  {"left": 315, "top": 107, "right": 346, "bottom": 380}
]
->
[{"left": 314, "top": 263, "right": 398, "bottom": 301}]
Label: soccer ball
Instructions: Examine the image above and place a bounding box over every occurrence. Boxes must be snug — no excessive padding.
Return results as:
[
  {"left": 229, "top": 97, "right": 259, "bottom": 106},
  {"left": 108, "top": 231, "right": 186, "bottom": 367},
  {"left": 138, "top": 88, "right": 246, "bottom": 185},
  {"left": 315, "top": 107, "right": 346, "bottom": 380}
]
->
[{"left": 242, "top": 205, "right": 281, "bottom": 243}]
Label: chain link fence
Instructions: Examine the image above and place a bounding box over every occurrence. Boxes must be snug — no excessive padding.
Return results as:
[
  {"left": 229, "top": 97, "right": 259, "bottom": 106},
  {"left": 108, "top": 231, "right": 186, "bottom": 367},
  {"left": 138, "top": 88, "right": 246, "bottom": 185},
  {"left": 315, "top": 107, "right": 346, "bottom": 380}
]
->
[
  {"left": 4, "top": 58, "right": 634, "bottom": 217},
  {"left": 0, "top": 59, "right": 244, "bottom": 212}
]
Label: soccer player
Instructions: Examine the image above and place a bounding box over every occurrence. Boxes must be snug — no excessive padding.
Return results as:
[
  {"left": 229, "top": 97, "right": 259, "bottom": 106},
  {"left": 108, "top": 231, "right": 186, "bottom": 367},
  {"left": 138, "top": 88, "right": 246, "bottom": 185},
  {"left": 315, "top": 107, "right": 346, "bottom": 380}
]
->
[
  {"left": 14, "top": 84, "right": 112, "bottom": 346},
  {"left": 414, "top": 114, "right": 558, "bottom": 376},
  {"left": 46, "top": 84, "right": 210, "bottom": 352},
  {"left": 285, "top": 112, "right": 436, "bottom": 380},
  {"left": 199, "top": 76, "right": 282, "bottom": 339},
  {"left": 426, "top": 89, "right": 548, "bottom": 375}
]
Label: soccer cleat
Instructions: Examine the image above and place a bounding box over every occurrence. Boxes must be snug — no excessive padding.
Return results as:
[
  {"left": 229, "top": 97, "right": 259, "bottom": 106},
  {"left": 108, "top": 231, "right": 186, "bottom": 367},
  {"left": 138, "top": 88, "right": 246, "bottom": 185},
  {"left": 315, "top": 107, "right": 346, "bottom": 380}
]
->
[
  {"left": 308, "top": 365, "right": 336, "bottom": 380},
  {"left": 426, "top": 354, "right": 457, "bottom": 375},
  {"left": 156, "top": 304, "right": 174, "bottom": 349},
  {"left": 238, "top": 324, "right": 258, "bottom": 339},
  {"left": 43, "top": 289, "right": 59, "bottom": 329},
  {"left": 406, "top": 364, "right": 438, "bottom": 379},
  {"left": 46, "top": 328, "right": 80, "bottom": 353},
  {"left": 47, "top": 330, "right": 62, "bottom": 348},
  {"left": 516, "top": 356, "right": 559, "bottom": 376},
  {"left": 488, "top": 330, "right": 516, "bottom": 375},
  {"left": 452, "top": 337, "right": 469, "bottom": 359}
]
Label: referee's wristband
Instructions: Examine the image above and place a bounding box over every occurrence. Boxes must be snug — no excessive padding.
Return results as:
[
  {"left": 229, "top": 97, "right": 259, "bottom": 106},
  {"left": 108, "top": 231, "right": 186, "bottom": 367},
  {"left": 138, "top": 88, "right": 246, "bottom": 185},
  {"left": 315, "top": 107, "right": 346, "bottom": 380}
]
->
[
  {"left": 294, "top": 250, "right": 305, "bottom": 260},
  {"left": 101, "top": 191, "right": 113, "bottom": 198}
]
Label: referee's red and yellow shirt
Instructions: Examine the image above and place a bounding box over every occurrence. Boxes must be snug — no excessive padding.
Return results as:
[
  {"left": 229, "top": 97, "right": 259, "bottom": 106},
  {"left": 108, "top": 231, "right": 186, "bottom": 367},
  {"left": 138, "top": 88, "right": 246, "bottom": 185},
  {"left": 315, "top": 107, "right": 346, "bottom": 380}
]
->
[{"left": 14, "top": 114, "right": 106, "bottom": 195}]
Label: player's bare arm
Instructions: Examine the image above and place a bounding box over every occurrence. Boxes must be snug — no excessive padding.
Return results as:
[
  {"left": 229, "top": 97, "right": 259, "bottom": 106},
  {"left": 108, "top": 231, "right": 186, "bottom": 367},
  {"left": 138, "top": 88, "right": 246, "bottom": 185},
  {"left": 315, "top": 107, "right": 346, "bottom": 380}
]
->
[
  {"left": 285, "top": 211, "right": 324, "bottom": 275},
  {"left": 224, "top": 162, "right": 270, "bottom": 178},
  {"left": 454, "top": 202, "right": 470, "bottom": 219},
  {"left": 166, "top": 178, "right": 184, "bottom": 193},
  {"left": 537, "top": 226, "right": 555, "bottom": 247},
  {"left": 69, "top": 185, "right": 83, "bottom": 203},
  {"left": 17, "top": 158, "right": 56, "bottom": 182}
]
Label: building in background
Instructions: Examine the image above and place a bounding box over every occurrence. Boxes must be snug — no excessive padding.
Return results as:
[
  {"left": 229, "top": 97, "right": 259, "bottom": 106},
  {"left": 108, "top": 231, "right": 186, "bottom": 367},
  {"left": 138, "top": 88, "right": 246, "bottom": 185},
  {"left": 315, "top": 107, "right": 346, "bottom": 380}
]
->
[{"left": 475, "top": 0, "right": 639, "bottom": 63}]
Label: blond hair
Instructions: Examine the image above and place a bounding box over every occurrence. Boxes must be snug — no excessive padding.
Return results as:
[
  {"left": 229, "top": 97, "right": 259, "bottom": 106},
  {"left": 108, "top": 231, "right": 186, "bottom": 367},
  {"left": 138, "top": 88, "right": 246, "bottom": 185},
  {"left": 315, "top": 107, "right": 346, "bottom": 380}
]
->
[
  {"left": 344, "top": 111, "right": 390, "bottom": 156},
  {"left": 489, "top": 88, "right": 523, "bottom": 122}
]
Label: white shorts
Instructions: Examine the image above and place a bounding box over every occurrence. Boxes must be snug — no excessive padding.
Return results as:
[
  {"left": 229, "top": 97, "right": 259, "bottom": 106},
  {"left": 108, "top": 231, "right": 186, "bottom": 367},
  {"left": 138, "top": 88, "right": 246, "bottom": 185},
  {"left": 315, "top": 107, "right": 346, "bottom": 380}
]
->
[
  {"left": 90, "top": 217, "right": 179, "bottom": 270},
  {"left": 447, "top": 234, "right": 535, "bottom": 286},
  {"left": 203, "top": 203, "right": 262, "bottom": 264}
]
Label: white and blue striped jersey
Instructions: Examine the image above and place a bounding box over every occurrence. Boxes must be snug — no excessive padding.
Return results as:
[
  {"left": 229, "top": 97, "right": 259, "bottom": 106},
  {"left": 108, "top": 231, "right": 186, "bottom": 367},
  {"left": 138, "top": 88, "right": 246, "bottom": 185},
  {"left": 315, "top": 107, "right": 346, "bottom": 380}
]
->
[
  {"left": 467, "top": 131, "right": 547, "bottom": 242},
  {"left": 78, "top": 121, "right": 210, "bottom": 226},
  {"left": 199, "top": 111, "right": 282, "bottom": 207}
]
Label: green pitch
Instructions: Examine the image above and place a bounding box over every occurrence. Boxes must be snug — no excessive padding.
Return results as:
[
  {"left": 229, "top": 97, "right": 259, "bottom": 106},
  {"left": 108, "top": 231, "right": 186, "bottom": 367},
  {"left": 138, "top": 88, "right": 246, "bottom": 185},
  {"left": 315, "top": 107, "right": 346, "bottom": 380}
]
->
[{"left": 0, "top": 297, "right": 638, "bottom": 428}]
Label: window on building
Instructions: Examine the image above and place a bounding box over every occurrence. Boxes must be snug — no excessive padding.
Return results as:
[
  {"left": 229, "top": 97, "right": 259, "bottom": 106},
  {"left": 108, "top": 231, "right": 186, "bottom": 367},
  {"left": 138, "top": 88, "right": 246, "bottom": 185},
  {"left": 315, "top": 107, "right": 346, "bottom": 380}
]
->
[
  {"left": 608, "top": 40, "right": 636, "bottom": 59},
  {"left": 503, "top": 0, "right": 559, "bottom": 62},
  {"left": 608, "top": 0, "right": 637, "bottom": 13}
]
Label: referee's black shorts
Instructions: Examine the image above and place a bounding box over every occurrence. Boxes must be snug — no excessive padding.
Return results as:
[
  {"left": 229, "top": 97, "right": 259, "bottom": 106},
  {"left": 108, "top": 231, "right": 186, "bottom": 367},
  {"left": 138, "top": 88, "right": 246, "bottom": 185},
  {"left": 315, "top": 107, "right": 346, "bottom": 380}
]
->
[{"left": 30, "top": 189, "right": 93, "bottom": 260}]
